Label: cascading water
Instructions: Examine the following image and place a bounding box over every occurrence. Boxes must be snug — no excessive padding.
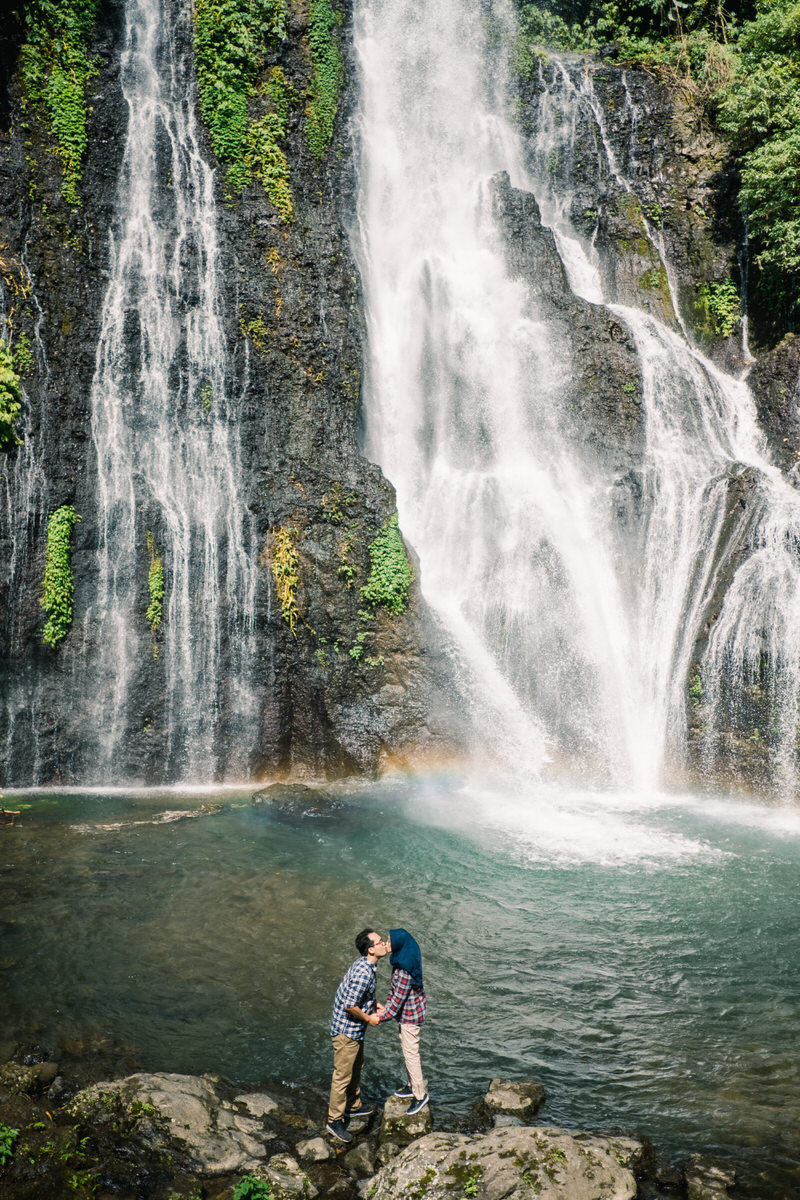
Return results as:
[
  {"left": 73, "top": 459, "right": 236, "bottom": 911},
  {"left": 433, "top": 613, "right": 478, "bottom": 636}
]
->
[
  {"left": 353, "top": 0, "right": 800, "bottom": 796},
  {"left": 72, "top": 0, "right": 258, "bottom": 781}
]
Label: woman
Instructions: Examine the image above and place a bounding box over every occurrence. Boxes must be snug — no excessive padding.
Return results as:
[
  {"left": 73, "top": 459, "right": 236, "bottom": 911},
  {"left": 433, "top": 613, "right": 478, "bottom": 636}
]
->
[{"left": 372, "top": 927, "right": 428, "bottom": 1113}]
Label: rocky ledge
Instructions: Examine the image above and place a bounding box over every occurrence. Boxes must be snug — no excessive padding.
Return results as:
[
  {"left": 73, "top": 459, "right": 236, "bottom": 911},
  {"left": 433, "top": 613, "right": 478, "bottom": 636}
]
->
[{"left": 0, "top": 1060, "right": 737, "bottom": 1200}]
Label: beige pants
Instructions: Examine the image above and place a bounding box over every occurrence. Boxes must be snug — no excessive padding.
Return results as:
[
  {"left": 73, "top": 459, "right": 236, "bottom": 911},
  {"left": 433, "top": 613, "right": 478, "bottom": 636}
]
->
[
  {"left": 327, "top": 1034, "right": 365, "bottom": 1122},
  {"left": 399, "top": 1023, "right": 427, "bottom": 1100}
]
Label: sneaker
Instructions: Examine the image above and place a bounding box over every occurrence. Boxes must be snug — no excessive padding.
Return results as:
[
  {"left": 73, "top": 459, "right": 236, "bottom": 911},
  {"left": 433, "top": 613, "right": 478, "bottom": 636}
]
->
[
  {"left": 325, "top": 1119, "right": 352, "bottom": 1143},
  {"left": 348, "top": 1101, "right": 376, "bottom": 1119},
  {"left": 406, "top": 1093, "right": 429, "bottom": 1116},
  {"left": 393, "top": 1083, "right": 414, "bottom": 1098}
]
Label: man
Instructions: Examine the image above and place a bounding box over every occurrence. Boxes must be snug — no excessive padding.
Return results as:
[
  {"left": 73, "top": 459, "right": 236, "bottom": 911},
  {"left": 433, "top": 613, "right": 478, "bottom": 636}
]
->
[{"left": 326, "top": 928, "right": 387, "bottom": 1143}]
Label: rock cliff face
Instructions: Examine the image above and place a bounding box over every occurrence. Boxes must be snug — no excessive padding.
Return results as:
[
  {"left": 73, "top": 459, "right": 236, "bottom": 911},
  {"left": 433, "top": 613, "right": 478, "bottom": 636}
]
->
[{"left": 0, "top": 0, "right": 463, "bottom": 785}]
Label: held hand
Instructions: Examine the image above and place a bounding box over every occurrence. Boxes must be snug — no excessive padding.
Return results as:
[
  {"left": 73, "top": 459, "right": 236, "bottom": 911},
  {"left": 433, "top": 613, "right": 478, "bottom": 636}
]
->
[
  {"left": 376, "top": 1003, "right": 385, "bottom": 1014},
  {"left": 368, "top": 1013, "right": 380, "bottom": 1025}
]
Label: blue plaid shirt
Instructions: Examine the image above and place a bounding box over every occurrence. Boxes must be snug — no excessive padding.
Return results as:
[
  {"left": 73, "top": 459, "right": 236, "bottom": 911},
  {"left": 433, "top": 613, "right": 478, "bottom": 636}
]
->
[{"left": 330, "top": 956, "right": 377, "bottom": 1041}]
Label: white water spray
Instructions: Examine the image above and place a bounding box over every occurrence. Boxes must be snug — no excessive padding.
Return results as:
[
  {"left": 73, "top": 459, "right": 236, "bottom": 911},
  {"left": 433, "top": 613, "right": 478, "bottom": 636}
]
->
[{"left": 354, "top": 0, "right": 800, "bottom": 796}]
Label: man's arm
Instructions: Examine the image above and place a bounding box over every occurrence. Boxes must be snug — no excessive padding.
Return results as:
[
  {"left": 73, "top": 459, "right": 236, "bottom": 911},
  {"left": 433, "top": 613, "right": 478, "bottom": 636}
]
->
[{"left": 345, "top": 1004, "right": 374, "bottom": 1025}]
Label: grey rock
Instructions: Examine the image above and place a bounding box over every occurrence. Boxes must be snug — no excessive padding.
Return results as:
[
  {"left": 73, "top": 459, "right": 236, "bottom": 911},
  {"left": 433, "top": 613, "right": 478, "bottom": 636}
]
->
[
  {"left": 262, "top": 1151, "right": 318, "bottom": 1198},
  {"left": 343, "top": 1138, "right": 377, "bottom": 1176},
  {"left": 368, "top": 1125, "right": 645, "bottom": 1200},
  {"left": 296, "top": 1135, "right": 336, "bottom": 1162},
  {"left": 234, "top": 1091, "right": 281, "bottom": 1118},
  {"left": 68, "top": 1072, "right": 272, "bottom": 1175},
  {"left": 484, "top": 1078, "right": 546, "bottom": 1121},
  {"left": 379, "top": 1094, "right": 433, "bottom": 1146},
  {"left": 492, "top": 1113, "right": 524, "bottom": 1127},
  {"left": 685, "top": 1153, "right": 736, "bottom": 1200}
]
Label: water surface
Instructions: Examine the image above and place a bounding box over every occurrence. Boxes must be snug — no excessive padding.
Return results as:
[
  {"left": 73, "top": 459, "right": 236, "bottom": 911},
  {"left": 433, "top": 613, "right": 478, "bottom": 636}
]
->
[{"left": 2, "top": 779, "right": 798, "bottom": 1196}]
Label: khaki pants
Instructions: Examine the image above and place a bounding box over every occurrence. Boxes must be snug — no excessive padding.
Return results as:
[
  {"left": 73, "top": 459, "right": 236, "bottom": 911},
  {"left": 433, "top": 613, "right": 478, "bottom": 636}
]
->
[
  {"left": 399, "top": 1023, "right": 427, "bottom": 1100},
  {"left": 328, "top": 1034, "right": 365, "bottom": 1123}
]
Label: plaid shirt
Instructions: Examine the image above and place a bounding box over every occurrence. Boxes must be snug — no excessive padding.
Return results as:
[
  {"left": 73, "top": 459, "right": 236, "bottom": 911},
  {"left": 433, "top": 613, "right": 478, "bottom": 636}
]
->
[
  {"left": 378, "top": 967, "right": 426, "bottom": 1025},
  {"left": 330, "top": 956, "right": 377, "bottom": 1041}
]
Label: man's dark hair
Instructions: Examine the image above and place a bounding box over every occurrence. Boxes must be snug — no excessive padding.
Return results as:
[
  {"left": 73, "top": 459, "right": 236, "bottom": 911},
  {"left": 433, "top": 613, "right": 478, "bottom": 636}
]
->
[{"left": 355, "top": 928, "right": 376, "bottom": 957}]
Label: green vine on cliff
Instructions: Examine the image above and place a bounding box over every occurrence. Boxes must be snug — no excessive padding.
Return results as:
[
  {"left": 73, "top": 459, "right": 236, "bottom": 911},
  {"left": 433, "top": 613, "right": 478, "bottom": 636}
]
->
[
  {"left": 269, "top": 525, "right": 300, "bottom": 635},
  {"left": 305, "top": 0, "right": 344, "bottom": 159},
  {"left": 145, "top": 531, "right": 165, "bottom": 638},
  {"left": 247, "top": 68, "right": 295, "bottom": 222},
  {"left": 193, "top": 0, "right": 294, "bottom": 218},
  {"left": 0, "top": 341, "right": 23, "bottom": 450},
  {"left": 360, "top": 512, "right": 413, "bottom": 617},
  {"left": 41, "top": 504, "right": 81, "bottom": 649},
  {"left": 19, "top": 0, "right": 101, "bottom": 207}
]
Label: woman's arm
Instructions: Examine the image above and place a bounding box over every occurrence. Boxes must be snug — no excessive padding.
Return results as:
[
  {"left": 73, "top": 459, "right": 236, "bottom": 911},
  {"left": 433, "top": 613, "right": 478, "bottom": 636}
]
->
[{"left": 377, "top": 969, "right": 412, "bottom": 1022}]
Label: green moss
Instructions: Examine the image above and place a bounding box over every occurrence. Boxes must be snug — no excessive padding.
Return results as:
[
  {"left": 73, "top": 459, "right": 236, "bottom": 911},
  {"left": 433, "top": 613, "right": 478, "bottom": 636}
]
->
[
  {"left": 19, "top": 0, "right": 101, "bottom": 207},
  {"left": 240, "top": 310, "right": 271, "bottom": 354},
  {"left": 193, "top": 0, "right": 293, "bottom": 217},
  {"left": 360, "top": 512, "right": 413, "bottom": 616},
  {"left": 14, "top": 331, "right": 34, "bottom": 377},
  {"left": 41, "top": 504, "right": 81, "bottom": 648},
  {"left": 305, "top": 0, "right": 344, "bottom": 158},
  {"left": 0, "top": 341, "right": 23, "bottom": 450}
]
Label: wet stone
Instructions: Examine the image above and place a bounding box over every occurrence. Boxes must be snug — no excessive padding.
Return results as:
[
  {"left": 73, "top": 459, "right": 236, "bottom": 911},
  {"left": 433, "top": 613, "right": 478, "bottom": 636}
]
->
[
  {"left": 685, "top": 1154, "right": 736, "bottom": 1200},
  {"left": 296, "top": 1135, "right": 335, "bottom": 1162},
  {"left": 379, "top": 1094, "right": 433, "bottom": 1147},
  {"left": 484, "top": 1078, "right": 546, "bottom": 1121}
]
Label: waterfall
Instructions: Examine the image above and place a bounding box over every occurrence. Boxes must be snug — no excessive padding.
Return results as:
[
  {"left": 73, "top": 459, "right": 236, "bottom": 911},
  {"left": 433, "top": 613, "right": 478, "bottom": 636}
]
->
[
  {"left": 78, "top": 0, "right": 259, "bottom": 781},
  {"left": 353, "top": 0, "right": 800, "bottom": 796},
  {"left": 81, "top": 0, "right": 257, "bottom": 777}
]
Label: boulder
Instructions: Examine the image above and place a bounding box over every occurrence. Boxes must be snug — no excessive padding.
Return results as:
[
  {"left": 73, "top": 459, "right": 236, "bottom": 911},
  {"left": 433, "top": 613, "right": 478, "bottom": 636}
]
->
[
  {"left": 367, "top": 1125, "right": 646, "bottom": 1200},
  {"left": 343, "top": 1137, "right": 378, "bottom": 1177},
  {"left": 67, "top": 1072, "right": 275, "bottom": 1175},
  {"left": 260, "top": 1151, "right": 318, "bottom": 1198},
  {"left": 234, "top": 1091, "right": 281, "bottom": 1118},
  {"left": 296, "top": 1135, "right": 335, "bottom": 1162},
  {"left": 484, "top": 1078, "right": 546, "bottom": 1121},
  {"left": 379, "top": 1094, "right": 433, "bottom": 1148},
  {"left": 685, "top": 1154, "right": 736, "bottom": 1200}
]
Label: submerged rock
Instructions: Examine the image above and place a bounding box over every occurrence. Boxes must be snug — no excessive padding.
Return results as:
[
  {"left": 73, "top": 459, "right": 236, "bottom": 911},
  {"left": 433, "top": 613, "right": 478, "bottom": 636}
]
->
[
  {"left": 685, "top": 1153, "right": 736, "bottom": 1200},
  {"left": 367, "top": 1125, "right": 645, "bottom": 1200}
]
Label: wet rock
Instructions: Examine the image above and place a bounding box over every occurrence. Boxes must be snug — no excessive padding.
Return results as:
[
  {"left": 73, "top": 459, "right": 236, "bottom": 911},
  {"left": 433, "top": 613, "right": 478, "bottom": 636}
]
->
[
  {"left": 484, "top": 1078, "right": 546, "bottom": 1121},
  {"left": 685, "top": 1154, "right": 736, "bottom": 1200},
  {"left": 0, "top": 1060, "right": 59, "bottom": 1096},
  {"left": 234, "top": 1091, "right": 281, "bottom": 1118},
  {"left": 67, "top": 1072, "right": 274, "bottom": 1175},
  {"left": 343, "top": 1137, "right": 377, "bottom": 1176},
  {"left": 492, "top": 1113, "right": 524, "bottom": 1127},
  {"left": 296, "top": 1135, "right": 336, "bottom": 1162},
  {"left": 378, "top": 1094, "right": 433, "bottom": 1149},
  {"left": 368, "top": 1125, "right": 645, "bottom": 1200},
  {"left": 261, "top": 1150, "right": 318, "bottom": 1198}
]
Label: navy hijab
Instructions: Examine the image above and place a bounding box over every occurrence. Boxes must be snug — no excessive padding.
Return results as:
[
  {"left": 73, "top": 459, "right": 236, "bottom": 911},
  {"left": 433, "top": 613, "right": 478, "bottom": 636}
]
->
[{"left": 389, "top": 928, "right": 423, "bottom": 988}]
